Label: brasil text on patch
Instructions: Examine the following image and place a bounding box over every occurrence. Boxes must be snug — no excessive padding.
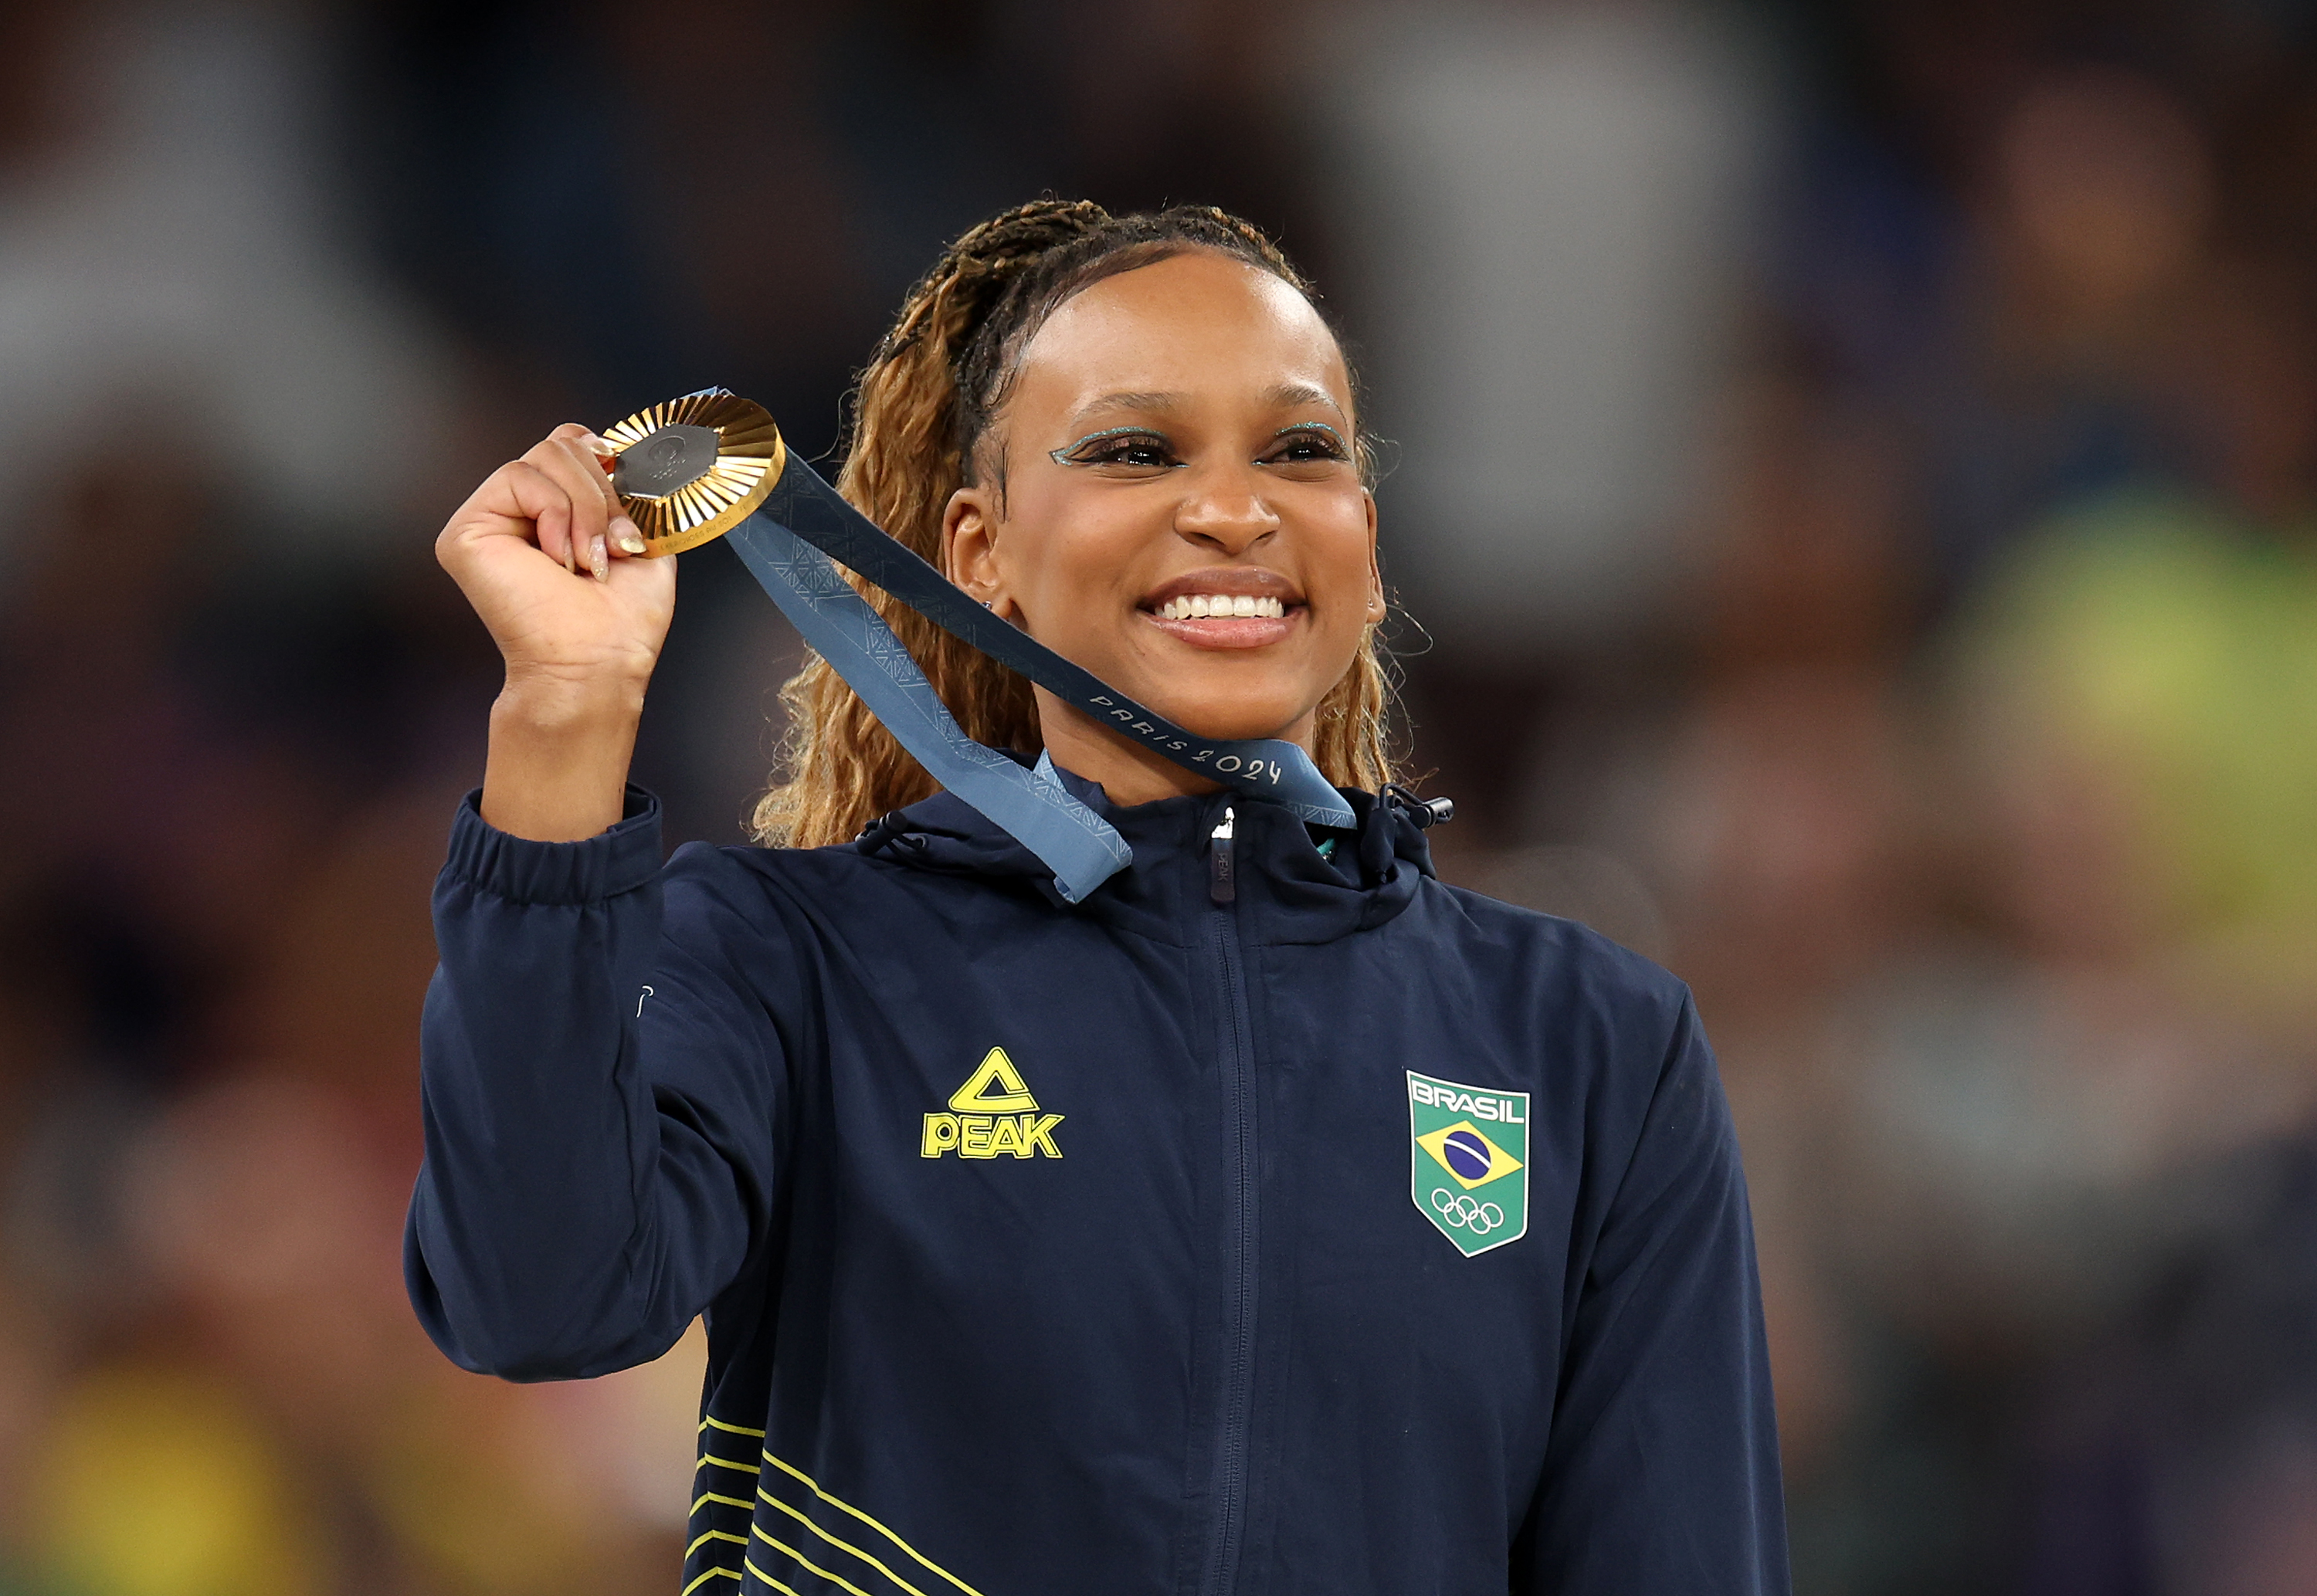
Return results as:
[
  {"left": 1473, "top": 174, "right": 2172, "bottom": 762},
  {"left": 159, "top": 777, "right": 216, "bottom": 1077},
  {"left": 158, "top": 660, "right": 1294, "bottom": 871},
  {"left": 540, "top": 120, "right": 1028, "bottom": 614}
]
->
[{"left": 1407, "top": 1071, "right": 1528, "bottom": 1256}]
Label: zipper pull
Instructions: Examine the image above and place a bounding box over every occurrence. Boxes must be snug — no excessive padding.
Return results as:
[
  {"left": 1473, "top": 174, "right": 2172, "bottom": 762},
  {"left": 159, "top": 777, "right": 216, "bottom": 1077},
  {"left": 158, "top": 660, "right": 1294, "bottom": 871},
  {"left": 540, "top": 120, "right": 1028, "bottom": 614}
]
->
[{"left": 1209, "top": 805, "right": 1237, "bottom": 905}]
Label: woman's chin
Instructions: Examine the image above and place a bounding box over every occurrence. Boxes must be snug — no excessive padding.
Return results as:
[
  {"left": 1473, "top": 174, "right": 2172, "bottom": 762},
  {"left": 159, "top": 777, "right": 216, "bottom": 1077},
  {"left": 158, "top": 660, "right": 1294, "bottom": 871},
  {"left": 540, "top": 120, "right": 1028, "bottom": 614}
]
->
[{"left": 1064, "top": 643, "right": 1327, "bottom": 750}]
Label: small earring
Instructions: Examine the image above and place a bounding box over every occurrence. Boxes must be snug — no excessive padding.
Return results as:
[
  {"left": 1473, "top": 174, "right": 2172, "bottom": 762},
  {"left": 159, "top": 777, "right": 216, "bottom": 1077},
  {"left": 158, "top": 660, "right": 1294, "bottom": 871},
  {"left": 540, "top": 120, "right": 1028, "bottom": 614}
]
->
[{"left": 982, "top": 599, "right": 994, "bottom": 611}]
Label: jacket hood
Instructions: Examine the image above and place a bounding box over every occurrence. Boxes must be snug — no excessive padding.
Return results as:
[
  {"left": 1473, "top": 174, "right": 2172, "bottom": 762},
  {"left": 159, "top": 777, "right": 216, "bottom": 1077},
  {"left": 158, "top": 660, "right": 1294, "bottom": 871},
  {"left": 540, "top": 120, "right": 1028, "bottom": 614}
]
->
[{"left": 853, "top": 761, "right": 1437, "bottom": 945}]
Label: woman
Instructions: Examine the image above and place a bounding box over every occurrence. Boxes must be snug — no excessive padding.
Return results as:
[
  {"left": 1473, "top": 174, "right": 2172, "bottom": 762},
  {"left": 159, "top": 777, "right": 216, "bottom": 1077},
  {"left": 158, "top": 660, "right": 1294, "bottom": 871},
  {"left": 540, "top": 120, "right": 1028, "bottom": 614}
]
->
[{"left": 412, "top": 201, "right": 1787, "bottom": 1595}]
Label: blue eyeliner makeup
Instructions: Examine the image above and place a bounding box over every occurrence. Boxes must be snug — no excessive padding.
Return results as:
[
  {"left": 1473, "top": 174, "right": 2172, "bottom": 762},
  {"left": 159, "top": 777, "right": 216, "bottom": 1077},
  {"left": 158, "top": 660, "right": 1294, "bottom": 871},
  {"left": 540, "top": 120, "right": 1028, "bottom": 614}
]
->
[{"left": 1275, "top": 422, "right": 1346, "bottom": 447}]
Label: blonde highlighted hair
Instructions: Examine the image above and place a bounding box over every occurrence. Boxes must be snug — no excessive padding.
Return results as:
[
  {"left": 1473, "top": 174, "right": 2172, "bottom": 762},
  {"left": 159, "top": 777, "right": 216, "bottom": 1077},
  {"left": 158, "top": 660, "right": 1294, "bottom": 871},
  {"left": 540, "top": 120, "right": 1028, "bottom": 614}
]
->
[{"left": 751, "top": 199, "right": 1398, "bottom": 849}]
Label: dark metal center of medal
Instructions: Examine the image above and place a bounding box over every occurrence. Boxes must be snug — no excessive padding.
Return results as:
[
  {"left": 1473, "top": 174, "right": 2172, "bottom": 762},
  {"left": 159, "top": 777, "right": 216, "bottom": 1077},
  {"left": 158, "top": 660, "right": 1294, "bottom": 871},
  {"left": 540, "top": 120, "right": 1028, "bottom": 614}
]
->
[{"left": 614, "top": 424, "right": 721, "bottom": 498}]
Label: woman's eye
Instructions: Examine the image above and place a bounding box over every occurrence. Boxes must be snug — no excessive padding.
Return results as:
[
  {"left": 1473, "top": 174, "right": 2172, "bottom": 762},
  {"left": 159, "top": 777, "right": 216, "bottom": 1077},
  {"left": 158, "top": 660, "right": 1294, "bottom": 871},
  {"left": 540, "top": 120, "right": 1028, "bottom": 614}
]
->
[
  {"left": 1054, "top": 432, "right": 1177, "bottom": 469},
  {"left": 1264, "top": 428, "right": 1351, "bottom": 465}
]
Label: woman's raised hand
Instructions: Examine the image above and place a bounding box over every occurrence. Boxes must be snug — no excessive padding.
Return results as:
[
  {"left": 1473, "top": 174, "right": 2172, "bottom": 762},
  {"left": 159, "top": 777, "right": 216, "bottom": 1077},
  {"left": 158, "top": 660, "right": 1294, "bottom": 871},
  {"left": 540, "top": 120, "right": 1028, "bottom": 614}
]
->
[
  {"left": 438, "top": 424, "right": 680, "bottom": 842},
  {"left": 437, "top": 423, "right": 677, "bottom": 696}
]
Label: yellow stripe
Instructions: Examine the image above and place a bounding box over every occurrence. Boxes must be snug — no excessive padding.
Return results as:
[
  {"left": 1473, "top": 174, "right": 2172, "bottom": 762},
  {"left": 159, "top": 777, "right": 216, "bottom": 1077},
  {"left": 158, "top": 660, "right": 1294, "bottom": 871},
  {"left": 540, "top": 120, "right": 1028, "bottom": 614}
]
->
[
  {"left": 692, "top": 1490, "right": 754, "bottom": 1515},
  {"left": 761, "top": 1452, "right": 985, "bottom": 1596},
  {"left": 687, "top": 1529, "right": 748, "bottom": 1558},
  {"left": 753, "top": 1528, "right": 877, "bottom": 1596},
  {"left": 682, "top": 1567, "right": 742, "bottom": 1596},
  {"left": 743, "top": 1557, "right": 802, "bottom": 1595},
  {"left": 757, "top": 1488, "right": 928, "bottom": 1596},
  {"left": 703, "top": 1415, "right": 768, "bottom": 1438},
  {"left": 698, "top": 1452, "right": 762, "bottom": 1474}
]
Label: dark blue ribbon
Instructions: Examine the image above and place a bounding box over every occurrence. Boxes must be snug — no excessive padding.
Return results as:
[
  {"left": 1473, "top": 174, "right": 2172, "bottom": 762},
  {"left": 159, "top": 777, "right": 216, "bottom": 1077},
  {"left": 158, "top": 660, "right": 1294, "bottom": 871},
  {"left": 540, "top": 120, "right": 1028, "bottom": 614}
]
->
[{"left": 723, "top": 454, "right": 1354, "bottom": 901}]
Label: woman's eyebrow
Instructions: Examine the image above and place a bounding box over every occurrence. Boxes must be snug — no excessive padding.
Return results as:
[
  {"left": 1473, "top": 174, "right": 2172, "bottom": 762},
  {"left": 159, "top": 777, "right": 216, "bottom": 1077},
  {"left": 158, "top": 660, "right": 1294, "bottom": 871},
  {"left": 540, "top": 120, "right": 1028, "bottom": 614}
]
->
[
  {"left": 1066, "top": 385, "right": 1348, "bottom": 426},
  {"left": 1264, "top": 382, "right": 1350, "bottom": 421},
  {"left": 1068, "top": 391, "right": 1182, "bottom": 425}
]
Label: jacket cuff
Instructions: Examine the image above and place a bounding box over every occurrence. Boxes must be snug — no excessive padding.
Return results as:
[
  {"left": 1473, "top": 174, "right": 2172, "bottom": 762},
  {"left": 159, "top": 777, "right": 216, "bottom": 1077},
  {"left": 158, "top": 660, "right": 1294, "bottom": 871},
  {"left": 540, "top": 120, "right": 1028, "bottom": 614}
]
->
[{"left": 441, "top": 787, "right": 663, "bottom": 905}]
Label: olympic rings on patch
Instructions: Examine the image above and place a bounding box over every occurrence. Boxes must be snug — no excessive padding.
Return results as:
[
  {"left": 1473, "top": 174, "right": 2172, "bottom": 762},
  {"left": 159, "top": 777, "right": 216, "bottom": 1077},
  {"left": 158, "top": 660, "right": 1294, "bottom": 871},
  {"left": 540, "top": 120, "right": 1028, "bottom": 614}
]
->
[{"left": 1430, "top": 1188, "right": 1506, "bottom": 1233}]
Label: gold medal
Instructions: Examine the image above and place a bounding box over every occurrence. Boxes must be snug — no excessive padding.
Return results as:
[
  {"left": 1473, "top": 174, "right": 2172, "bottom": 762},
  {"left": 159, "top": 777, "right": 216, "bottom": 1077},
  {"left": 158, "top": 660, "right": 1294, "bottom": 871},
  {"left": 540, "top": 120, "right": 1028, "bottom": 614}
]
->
[{"left": 599, "top": 388, "right": 786, "bottom": 557}]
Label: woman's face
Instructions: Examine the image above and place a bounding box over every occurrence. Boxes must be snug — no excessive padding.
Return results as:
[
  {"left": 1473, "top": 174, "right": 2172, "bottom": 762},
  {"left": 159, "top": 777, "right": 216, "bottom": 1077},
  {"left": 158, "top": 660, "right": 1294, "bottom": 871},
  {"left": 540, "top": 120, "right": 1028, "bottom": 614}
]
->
[{"left": 944, "top": 251, "right": 1382, "bottom": 755}]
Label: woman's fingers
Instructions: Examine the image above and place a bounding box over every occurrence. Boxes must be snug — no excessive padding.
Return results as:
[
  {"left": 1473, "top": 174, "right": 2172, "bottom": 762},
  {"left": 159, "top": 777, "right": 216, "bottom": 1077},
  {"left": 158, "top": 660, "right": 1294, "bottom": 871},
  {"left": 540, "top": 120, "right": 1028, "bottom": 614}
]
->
[
  {"left": 483, "top": 459, "right": 578, "bottom": 570},
  {"left": 567, "top": 429, "right": 647, "bottom": 557},
  {"left": 434, "top": 423, "right": 661, "bottom": 598},
  {"left": 609, "top": 511, "right": 646, "bottom": 557},
  {"left": 588, "top": 445, "right": 650, "bottom": 561},
  {"left": 524, "top": 427, "right": 622, "bottom": 581},
  {"left": 430, "top": 460, "right": 572, "bottom": 623},
  {"left": 545, "top": 424, "right": 650, "bottom": 567},
  {"left": 430, "top": 425, "right": 680, "bottom": 704}
]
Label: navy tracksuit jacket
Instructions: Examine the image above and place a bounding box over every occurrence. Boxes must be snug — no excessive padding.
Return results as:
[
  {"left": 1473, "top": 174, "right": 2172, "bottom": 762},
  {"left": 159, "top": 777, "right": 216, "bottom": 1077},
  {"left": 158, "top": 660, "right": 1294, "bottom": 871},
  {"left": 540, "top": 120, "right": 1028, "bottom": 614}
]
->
[{"left": 406, "top": 768, "right": 1789, "bottom": 1595}]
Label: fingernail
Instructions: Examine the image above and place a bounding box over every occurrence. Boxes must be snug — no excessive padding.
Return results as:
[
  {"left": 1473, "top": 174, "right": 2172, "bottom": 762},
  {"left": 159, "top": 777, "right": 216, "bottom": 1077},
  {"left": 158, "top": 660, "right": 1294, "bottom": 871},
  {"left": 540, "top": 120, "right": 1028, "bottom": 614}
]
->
[
  {"left": 580, "top": 432, "right": 613, "bottom": 453},
  {"left": 612, "top": 516, "right": 646, "bottom": 556},
  {"left": 589, "top": 534, "right": 609, "bottom": 581}
]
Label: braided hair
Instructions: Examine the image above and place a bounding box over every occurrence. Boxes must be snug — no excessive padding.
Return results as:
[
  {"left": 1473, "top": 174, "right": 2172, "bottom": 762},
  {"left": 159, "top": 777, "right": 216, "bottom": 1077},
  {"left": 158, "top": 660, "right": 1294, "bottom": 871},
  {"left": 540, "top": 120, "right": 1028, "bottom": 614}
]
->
[{"left": 751, "top": 199, "right": 1399, "bottom": 849}]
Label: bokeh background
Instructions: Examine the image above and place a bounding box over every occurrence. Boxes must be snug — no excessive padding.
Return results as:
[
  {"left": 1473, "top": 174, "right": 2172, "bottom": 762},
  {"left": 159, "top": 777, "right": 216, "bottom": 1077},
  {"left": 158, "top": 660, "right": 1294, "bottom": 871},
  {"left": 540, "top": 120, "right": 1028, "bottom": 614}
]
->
[{"left": 8, "top": 0, "right": 2317, "bottom": 1591}]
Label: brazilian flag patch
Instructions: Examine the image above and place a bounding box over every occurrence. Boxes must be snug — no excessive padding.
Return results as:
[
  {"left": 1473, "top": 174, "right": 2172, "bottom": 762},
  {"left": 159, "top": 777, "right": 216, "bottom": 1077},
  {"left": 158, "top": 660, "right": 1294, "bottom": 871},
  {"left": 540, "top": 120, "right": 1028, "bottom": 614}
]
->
[{"left": 1408, "top": 1071, "right": 1529, "bottom": 1257}]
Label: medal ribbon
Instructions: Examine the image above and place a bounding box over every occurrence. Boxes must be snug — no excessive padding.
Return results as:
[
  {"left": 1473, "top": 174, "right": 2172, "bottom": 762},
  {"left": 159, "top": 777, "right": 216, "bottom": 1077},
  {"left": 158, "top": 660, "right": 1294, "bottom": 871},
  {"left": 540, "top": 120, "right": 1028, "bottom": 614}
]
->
[{"left": 721, "top": 453, "right": 1354, "bottom": 902}]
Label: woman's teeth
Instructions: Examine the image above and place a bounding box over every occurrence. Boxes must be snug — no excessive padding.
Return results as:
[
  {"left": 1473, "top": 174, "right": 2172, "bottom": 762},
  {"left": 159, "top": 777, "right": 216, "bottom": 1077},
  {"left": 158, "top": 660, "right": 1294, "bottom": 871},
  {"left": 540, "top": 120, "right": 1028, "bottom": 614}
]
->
[{"left": 1155, "top": 595, "right": 1287, "bottom": 621}]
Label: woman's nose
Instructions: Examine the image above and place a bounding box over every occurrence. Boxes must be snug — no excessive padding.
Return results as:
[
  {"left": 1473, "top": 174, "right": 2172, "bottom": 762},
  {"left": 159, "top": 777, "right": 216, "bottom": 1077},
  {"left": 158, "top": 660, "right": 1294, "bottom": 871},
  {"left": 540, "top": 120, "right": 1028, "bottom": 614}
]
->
[{"left": 1174, "top": 479, "right": 1281, "bottom": 555}]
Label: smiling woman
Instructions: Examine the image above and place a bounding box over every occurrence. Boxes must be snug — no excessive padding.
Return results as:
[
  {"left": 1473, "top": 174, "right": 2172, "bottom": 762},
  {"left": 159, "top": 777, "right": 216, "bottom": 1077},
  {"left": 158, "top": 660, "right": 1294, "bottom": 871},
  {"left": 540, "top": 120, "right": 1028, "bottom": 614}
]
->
[
  {"left": 758, "top": 202, "right": 1396, "bottom": 849},
  {"left": 413, "top": 199, "right": 1789, "bottom": 1596}
]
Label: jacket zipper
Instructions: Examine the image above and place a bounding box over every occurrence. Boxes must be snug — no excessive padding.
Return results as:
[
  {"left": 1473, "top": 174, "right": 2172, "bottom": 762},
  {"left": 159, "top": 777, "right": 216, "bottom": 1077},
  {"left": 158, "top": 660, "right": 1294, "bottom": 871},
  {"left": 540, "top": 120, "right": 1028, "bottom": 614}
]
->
[{"left": 1200, "top": 805, "right": 1256, "bottom": 1595}]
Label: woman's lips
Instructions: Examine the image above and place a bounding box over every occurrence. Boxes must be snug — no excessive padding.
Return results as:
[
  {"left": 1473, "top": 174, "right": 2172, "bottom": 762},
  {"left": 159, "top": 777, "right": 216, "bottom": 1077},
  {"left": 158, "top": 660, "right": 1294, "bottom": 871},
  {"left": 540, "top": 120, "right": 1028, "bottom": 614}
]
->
[{"left": 1144, "top": 608, "right": 1299, "bottom": 649}]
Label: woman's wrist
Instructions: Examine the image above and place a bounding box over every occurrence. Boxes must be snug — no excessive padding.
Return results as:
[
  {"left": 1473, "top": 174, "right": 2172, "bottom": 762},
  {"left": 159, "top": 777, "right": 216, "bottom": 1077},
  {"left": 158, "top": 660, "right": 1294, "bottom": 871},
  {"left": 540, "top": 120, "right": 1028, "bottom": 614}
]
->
[
  {"left": 495, "top": 657, "right": 652, "bottom": 724},
  {"left": 481, "top": 675, "right": 647, "bottom": 842}
]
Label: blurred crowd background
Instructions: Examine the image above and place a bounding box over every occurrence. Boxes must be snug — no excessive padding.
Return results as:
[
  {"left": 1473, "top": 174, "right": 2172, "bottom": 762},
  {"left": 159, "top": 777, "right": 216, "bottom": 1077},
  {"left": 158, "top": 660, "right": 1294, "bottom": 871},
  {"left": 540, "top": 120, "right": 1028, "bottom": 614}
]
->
[{"left": 7, "top": 0, "right": 2317, "bottom": 1591}]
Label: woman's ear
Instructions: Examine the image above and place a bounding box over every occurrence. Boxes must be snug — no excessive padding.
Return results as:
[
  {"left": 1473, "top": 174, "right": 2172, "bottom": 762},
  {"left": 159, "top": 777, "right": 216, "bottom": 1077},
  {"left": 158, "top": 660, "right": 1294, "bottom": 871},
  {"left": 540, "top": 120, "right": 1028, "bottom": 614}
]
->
[
  {"left": 942, "top": 485, "right": 1009, "bottom": 615},
  {"left": 1363, "top": 489, "right": 1386, "bottom": 621}
]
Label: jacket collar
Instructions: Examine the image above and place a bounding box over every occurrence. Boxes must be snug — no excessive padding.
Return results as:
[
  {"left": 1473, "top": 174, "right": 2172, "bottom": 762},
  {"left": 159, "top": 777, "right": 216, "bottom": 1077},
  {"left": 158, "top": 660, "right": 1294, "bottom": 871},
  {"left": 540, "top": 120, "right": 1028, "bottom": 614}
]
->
[{"left": 854, "top": 760, "right": 1433, "bottom": 946}]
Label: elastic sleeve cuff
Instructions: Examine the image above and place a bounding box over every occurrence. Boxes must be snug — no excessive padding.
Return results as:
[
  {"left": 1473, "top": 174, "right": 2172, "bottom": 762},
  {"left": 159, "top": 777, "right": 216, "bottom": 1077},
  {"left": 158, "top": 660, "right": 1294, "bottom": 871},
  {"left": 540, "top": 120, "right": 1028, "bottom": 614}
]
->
[{"left": 441, "top": 786, "right": 663, "bottom": 905}]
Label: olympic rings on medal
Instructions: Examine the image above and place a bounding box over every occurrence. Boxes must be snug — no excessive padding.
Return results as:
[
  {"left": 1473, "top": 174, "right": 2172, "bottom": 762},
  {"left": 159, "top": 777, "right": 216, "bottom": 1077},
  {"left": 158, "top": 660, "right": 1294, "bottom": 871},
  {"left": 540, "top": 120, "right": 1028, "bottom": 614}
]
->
[{"left": 1430, "top": 1188, "right": 1506, "bottom": 1234}]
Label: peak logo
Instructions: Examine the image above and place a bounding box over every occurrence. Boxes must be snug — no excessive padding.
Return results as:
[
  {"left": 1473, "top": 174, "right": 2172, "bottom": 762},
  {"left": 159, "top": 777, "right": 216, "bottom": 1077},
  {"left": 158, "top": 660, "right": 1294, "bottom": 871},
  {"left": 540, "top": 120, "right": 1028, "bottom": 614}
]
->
[
  {"left": 922, "top": 1048, "right": 1063, "bottom": 1160},
  {"left": 1408, "top": 1072, "right": 1529, "bottom": 1256}
]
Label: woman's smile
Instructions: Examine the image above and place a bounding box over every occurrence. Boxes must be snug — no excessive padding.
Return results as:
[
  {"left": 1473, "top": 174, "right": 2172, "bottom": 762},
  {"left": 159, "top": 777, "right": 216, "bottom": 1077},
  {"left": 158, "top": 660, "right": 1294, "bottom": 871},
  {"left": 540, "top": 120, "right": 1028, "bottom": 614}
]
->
[{"left": 1141, "top": 566, "right": 1303, "bottom": 649}]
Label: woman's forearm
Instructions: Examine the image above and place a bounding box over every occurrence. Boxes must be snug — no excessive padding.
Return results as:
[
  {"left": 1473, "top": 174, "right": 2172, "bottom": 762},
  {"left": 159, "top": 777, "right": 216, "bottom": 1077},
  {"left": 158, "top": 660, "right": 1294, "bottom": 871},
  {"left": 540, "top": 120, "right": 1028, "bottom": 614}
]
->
[{"left": 481, "top": 674, "right": 647, "bottom": 842}]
